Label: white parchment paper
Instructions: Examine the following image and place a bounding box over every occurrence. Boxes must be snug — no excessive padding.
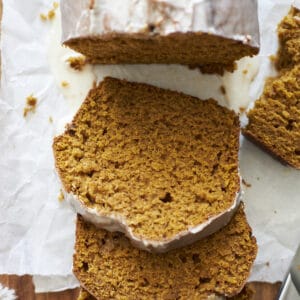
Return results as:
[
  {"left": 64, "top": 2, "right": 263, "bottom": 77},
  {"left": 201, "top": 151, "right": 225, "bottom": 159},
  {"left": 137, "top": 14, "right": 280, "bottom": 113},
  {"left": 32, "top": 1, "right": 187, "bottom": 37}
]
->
[{"left": 0, "top": 0, "right": 299, "bottom": 293}]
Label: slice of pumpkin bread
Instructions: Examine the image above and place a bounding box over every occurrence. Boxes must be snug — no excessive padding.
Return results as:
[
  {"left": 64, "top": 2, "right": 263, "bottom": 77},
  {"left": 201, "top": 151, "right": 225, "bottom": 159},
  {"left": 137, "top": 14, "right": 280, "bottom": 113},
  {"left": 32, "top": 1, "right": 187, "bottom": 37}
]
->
[
  {"left": 53, "top": 77, "right": 241, "bottom": 252},
  {"left": 60, "top": 0, "right": 259, "bottom": 75},
  {"left": 243, "top": 65, "right": 300, "bottom": 168},
  {"left": 243, "top": 7, "right": 300, "bottom": 169},
  {"left": 74, "top": 204, "right": 257, "bottom": 300}
]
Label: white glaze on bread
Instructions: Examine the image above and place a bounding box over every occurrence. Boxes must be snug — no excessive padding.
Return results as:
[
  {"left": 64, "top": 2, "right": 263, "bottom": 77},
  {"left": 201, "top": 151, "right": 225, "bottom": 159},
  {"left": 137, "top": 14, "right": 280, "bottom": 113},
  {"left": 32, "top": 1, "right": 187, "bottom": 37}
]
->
[
  {"left": 65, "top": 188, "right": 241, "bottom": 253},
  {"left": 61, "top": 0, "right": 260, "bottom": 48}
]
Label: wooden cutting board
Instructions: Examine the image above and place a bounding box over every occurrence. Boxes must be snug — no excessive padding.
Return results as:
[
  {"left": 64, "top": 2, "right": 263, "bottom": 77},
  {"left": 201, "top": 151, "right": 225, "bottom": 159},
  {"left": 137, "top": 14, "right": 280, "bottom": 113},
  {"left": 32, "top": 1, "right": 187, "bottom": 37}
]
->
[{"left": 0, "top": 275, "right": 78, "bottom": 300}]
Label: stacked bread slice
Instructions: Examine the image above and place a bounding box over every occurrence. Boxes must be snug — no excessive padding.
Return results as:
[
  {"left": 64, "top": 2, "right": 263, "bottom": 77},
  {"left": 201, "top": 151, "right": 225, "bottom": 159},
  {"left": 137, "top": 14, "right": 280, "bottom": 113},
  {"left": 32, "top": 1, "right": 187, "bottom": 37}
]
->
[{"left": 53, "top": 78, "right": 257, "bottom": 299}]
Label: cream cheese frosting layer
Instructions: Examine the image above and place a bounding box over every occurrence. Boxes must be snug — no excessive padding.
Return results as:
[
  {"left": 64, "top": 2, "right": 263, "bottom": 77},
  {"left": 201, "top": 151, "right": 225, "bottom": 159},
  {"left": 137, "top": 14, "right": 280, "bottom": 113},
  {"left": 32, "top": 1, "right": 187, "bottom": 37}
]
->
[
  {"left": 61, "top": 0, "right": 259, "bottom": 48},
  {"left": 88, "top": 0, "right": 209, "bottom": 35},
  {"left": 65, "top": 189, "right": 241, "bottom": 253}
]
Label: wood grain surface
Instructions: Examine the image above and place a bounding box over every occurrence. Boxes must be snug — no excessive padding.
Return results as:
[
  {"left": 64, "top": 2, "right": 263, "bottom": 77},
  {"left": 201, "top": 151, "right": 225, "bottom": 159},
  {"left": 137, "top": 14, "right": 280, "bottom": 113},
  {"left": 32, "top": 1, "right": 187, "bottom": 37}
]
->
[
  {"left": 0, "top": 1, "right": 282, "bottom": 299},
  {"left": 0, "top": 275, "right": 79, "bottom": 300}
]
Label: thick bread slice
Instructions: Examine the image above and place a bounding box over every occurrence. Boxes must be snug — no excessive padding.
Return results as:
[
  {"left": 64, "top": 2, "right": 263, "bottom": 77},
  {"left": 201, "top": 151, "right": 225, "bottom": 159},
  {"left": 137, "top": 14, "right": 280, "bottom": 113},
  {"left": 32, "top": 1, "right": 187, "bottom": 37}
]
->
[
  {"left": 74, "top": 204, "right": 257, "bottom": 300},
  {"left": 53, "top": 77, "right": 241, "bottom": 252}
]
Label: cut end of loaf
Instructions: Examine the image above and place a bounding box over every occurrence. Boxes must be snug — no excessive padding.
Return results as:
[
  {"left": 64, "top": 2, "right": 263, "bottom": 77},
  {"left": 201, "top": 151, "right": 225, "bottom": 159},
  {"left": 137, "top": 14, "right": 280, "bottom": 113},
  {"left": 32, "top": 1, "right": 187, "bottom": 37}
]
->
[
  {"left": 64, "top": 33, "right": 258, "bottom": 75},
  {"left": 61, "top": 0, "right": 259, "bottom": 74}
]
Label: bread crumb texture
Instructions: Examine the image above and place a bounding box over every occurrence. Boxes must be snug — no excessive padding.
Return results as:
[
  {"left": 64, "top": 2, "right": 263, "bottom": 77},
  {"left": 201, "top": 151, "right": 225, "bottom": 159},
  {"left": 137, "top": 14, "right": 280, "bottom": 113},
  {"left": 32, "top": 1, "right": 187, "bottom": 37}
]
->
[
  {"left": 77, "top": 289, "right": 95, "bottom": 300},
  {"left": 77, "top": 285, "right": 255, "bottom": 300},
  {"left": 74, "top": 204, "right": 257, "bottom": 300},
  {"left": 66, "top": 56, "right": 87, "bottom": 71},
  {"left": 58, "top": 190, "right": 65, "bottom": 202},
  {"left": 276, "top": 7, "right": 300, "bottom": 70},
  {"left": 40, "top": 2, "right": 59, "bottom": 21},
  {"left": 61, "top": 81, "right": 69, "bottom": 88},
  {"left": 23, "top": 94, "right": 37, "bottom": 117},
  {"left": 243, "top": 7, "right": 300, "bottom": 169},
  {"left": 65, "top": 32, "right": 257, "bottom": 75},
  {"left": 231, "top": 284, "right": 255, "bottom": 300},
  {"left": 53, "top": 77, "right": 240, "bottom": 241}
]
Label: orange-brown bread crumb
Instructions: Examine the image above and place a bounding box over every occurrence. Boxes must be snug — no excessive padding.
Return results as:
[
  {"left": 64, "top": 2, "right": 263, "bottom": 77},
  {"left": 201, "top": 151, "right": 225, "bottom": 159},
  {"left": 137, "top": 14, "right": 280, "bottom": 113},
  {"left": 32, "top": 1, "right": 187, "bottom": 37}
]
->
[
  {"left": 74, "top": 205, "right": 257, "bottom": 300},
  {"left": 66, "top": 34, "right": 257, "bottom": 75},
  {"left": 276, "top": 7, "right": 300, "bottom": 71},
  {"left": 53, "top": 77, "right": 241, "bottom": 243},
  {"left": 77, "top": 285, "right": 255, "bottom": 300},
  {"left": 243, "top": 7, "right": 300, "bottom": 169},
  {"left": 77, "top": 289, "right": 96, "bottom": 300}
]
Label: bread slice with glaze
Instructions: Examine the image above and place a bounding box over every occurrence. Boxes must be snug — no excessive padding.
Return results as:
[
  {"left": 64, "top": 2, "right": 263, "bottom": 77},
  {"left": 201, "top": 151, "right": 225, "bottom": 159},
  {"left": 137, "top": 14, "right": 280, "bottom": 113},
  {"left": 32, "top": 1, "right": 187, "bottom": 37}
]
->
[
  {"left": 53, "top": 77, "right": 241, "bottom": 252},
  {"left": 74, "top": 204, "right": 257, "bottom": 300}
]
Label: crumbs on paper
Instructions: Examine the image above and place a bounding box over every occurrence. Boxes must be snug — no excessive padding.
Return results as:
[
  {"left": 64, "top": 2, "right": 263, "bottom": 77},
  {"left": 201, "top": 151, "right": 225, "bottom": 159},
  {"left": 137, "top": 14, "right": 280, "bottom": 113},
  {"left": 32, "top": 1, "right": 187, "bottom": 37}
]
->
[
  {"left": 23, "top": 94, "right": 37, "bottom": 118},
  {"left": 58, "top": 190, "right": 65, "bottom": 202},
  {"left": 66, "top": 56, "right": 87, "bottom": 71},
  {"left": 61, "top": 81, "right": 70, "bottom": 88},
  {"left": 40, "top": 2, "right": 59, "bottom": 21}
]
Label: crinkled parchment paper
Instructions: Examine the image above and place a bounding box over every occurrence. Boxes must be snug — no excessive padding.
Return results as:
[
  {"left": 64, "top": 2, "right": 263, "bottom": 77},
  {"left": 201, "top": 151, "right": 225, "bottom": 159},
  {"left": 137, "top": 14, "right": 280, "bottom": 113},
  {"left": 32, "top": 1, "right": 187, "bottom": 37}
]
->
[{"left": 0, "top": 0, "right": 299, "bottom": 292}]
